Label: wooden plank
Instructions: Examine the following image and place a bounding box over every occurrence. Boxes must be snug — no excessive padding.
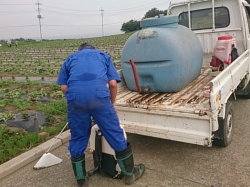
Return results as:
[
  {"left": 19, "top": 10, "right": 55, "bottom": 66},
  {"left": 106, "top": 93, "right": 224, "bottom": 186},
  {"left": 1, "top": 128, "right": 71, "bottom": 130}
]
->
[{"left": 116, "top": 67, "right": 213, "bottom": 113}]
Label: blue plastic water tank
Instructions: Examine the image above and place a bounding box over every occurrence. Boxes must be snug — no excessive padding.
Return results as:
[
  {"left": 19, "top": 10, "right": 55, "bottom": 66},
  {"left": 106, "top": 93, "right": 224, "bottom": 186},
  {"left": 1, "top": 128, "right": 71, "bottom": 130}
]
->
[{"left": 121, "top": 15, "right": 203, "bottom": 93}]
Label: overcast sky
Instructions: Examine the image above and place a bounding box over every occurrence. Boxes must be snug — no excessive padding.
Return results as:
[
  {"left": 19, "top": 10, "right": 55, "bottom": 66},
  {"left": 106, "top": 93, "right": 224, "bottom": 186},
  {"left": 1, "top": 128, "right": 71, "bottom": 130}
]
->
[{"left": 0, "top": 0, "right": 183, "bottom": 40}]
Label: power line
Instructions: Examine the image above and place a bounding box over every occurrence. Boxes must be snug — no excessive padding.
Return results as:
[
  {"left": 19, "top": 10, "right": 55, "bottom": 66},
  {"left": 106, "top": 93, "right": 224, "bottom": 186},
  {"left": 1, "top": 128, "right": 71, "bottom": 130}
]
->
[
  {"left": 42, "top": 4, "right": 100, "bottom": 12},
  {"left": 104, "top": 0, "right": 167, "bottom": 12},
  {"left": 0, "top": 25, "right": 38, "bottom": 29},
  {"left": 0, "top": 0, "right": 169, "bottom": 39},
  {"left": 0, "top": 1, "right": 167, "bottom": 17},
  {"left": 0, "top": 22, "right": 124, "bottom": 29},
  {"left": 41, "top": 9, "right": 100, "bottom": 17},
  {"left": 0, "top": 4, "right": 34, "bottom": 5},
  {"left": 41, "top": 0, "right": 166, "bottom": 13},
  {"left": 0, "top": 11, "right": 35, "bottom": 15},
  {"left": 40, "top": 0, "right": 167, "bottom": 16}
]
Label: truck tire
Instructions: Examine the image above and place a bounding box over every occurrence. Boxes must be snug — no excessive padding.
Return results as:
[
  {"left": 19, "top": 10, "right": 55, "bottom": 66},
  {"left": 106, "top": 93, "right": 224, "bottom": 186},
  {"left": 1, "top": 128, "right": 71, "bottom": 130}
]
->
[{"left": 213, "top": 101, "right": 234, "bottom": 147}]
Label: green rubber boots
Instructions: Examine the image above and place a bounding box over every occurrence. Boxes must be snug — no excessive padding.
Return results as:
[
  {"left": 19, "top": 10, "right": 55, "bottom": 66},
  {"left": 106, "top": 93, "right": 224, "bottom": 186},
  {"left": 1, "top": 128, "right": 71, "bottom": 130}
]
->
[
  {"left": 116, "top": 143, "right": 145, "bottom": 185},
  {"left": 71, "top": 155, "right": 87, "bottom": 187}
]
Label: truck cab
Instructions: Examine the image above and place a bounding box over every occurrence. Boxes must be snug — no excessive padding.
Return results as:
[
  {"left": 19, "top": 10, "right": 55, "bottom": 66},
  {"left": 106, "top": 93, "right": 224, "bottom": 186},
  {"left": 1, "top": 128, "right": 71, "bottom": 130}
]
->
[{"left": 168, "top": 0, "right": 249, "bottom": 65}]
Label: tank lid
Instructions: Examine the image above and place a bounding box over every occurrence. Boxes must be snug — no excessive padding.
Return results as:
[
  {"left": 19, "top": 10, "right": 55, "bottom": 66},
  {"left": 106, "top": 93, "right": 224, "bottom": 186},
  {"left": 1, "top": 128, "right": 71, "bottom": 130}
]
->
[
  {"left": 218, "top": 35, "right": 233, "bottom": 40},
  {"left": 140, "top": 15, "right": 178, "bottom": 28}
]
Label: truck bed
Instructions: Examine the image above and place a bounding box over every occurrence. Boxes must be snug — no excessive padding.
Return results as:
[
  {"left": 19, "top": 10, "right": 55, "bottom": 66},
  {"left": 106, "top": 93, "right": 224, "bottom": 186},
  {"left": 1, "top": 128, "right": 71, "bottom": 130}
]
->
[
  {"left": 115, "top": 66, "right": 215, "bottom": 146},
  {"left": 116, "top": 66, "right": 213, "bottom": 115}
]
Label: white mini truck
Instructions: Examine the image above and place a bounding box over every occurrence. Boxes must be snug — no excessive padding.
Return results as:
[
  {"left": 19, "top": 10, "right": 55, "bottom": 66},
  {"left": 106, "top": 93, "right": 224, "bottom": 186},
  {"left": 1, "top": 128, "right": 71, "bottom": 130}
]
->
[{"left": 115, "top": 0, "right": 250, "bottom": 147}]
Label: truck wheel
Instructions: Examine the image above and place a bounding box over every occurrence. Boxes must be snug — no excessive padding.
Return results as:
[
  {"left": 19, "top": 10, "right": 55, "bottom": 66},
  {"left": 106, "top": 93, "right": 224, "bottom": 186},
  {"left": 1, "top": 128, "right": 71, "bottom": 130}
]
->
[{"left": 213, "top": 101, "right": 234, "bottom": 147}]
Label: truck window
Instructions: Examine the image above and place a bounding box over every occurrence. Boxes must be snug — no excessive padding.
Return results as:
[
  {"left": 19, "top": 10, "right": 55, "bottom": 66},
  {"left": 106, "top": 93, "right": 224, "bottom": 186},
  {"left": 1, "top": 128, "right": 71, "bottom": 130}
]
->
[
  {"left": 178, "top": 7, "right": 230, "bottom": 30},
  {"left": 244, "top": 5, "right": 250, "bottom": 33}
]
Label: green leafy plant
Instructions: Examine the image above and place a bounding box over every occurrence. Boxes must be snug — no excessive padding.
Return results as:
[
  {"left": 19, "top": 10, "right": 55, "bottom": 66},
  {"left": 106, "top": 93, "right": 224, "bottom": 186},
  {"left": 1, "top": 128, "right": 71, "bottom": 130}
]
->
[
  {"left": 0, "top": 80, "right": 13, "bottom": 88},
  {"left": 45, "top": 115, "right": 55, "bottom": 123},
  {"left": 12, "top": 99, "right": 31, "bottom": 111},
  {"left": 0, "top": 88, "right": 9, "bottom": 93},
  {"left": 0, "top": 99, "right": 9, "bottom": 108},
  {"left": 0, "top": 112, "right": 15, "bottom": 122},
  {"left": 51, "top": 91, "right": 65, "bottom": 99},
  {"left": 43, "top": 121, "right": 68, "bottom": 136},
  {"left": 21, "top": 113, "right": 29, "bottom": 120},
  {"left": 36, "top": 99, "right": 66, "bottom": 115},
  {"left": 4, "top": 89, "right": 24, "bottom": 99},
  {"left": 27, "top": 90, "right": 47, "bottom": 101},
  {"left": 47, "top": 83, "right": 61, "bottom": 92}
]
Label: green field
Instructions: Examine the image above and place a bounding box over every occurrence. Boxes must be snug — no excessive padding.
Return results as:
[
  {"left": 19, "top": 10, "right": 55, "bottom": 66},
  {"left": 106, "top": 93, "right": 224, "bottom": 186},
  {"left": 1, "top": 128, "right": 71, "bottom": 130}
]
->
[
  {"left": 0, "top": 32, "right": 135, "bottom": 77},
  {"left": 0, "top": 32, "right": 134, "bottom": 164}
]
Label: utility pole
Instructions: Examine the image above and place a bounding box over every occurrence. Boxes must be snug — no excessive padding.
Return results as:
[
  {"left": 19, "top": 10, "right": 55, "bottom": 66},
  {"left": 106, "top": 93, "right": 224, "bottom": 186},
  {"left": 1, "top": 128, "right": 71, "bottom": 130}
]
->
[
  {"left": 100, "top": 7, "right": 104, "bottom": 37},
  {"left": 36, "top": 0, "right": 43, "bottom": 42}
]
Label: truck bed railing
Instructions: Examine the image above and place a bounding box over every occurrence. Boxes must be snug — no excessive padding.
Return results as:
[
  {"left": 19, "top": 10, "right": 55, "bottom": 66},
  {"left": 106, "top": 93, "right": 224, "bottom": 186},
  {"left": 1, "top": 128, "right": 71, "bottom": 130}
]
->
[{"left": 209, "top": 49, "right": 250, "bottom": 130}]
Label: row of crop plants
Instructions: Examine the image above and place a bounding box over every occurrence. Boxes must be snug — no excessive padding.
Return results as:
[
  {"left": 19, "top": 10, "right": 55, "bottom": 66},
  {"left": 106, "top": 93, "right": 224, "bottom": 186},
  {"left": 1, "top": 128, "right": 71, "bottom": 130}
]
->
[
  {"left": 0, "top": 79, "right": 67, "bottom": 164},
  {"left": 0, "top": 32, "right": 134, "bottom": 164}
]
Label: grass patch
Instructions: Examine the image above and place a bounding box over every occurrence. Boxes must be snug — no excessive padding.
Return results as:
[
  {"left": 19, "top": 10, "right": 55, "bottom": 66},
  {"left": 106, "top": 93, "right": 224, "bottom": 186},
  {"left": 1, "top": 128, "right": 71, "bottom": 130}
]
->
[
  {"left": 0, "top": 125, "right": 42, "bottom": 164},
  {"left": 0, "top": 120, "right": 68, "bottom": 165}
]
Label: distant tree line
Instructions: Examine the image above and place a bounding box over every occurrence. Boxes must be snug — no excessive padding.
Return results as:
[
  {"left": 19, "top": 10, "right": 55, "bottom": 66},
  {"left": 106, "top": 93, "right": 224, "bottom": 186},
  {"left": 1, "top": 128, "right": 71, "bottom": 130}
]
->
[
  {"left": 121, "top": 8, "right": 167, "bottom": 33},
  {"left": 0, "top": 37, "right": 26, "bottom": 42}
]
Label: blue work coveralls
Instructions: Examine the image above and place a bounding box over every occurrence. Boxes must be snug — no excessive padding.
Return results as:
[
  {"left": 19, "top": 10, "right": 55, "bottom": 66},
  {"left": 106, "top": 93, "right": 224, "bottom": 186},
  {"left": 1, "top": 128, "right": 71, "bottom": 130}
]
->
[{"left": 57, "top": 48, "right": 127, "bottom": 158}]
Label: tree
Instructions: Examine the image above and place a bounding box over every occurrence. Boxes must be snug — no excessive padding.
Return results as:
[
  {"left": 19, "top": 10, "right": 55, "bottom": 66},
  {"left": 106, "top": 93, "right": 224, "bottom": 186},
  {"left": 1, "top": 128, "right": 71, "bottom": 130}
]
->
[
  {"left": 247, "top": 0, "right": 250, "bottom": 3},
  {"left": 143, "top": 8, "right": 167, "bottom": 19},
  {"left": 120, "top": 8, "right": 167, "bottom": 33},
  {"left": 120, "top": 20, "right": 140, "bottom": 33}
]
